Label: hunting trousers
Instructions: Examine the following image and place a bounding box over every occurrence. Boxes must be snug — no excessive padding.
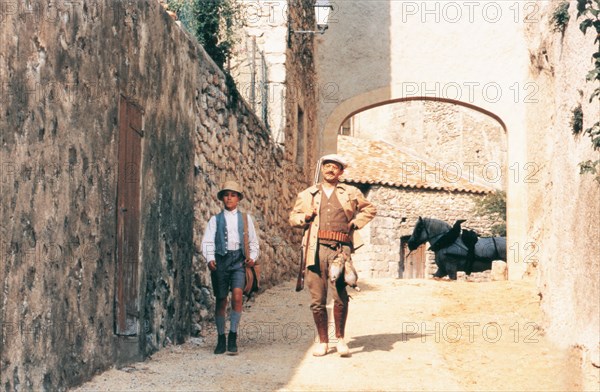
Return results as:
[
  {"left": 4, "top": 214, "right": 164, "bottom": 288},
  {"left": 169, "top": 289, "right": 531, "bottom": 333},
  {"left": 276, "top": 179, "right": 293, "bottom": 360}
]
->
[{"left": 306, "top": 242, "right": 351, "bottom": 342}]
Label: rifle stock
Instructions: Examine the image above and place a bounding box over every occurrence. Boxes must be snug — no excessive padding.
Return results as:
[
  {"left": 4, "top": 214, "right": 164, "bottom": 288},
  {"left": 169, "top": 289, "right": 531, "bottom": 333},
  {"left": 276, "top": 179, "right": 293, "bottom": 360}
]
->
[
  {"left": 295, "top": 244, "right": 306, "bottom": 291},
  {"left": 295, "top": 160, "right": 321, "bottom": 292},
  {"left": 296, "top": 221, "right": 314, "bottom": 291}
]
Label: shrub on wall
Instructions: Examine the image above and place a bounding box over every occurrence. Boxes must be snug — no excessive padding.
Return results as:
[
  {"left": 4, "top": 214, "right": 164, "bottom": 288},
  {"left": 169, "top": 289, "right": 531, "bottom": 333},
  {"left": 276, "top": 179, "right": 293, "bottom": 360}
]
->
[
  {"left": 571, "top": 103, "right": 584, "bottom": 134},
  {"left": 473, "top": 190, "right": 506, "bottom": 236},
  {"left": 551, "top": 1, "right": 571, "bottom": 33},
  {"left": 168, "top": 0, "right": 241, "bottom": 69},
  {"left": 576, "top": 0, "right": 600, "bottom": 181}
]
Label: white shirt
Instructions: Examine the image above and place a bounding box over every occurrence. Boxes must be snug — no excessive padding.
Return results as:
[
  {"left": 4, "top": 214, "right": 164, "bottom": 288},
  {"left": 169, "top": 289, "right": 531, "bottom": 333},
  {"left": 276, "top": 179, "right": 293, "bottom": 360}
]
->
[
  {"left": 201, "top": 208, "right": 260, "bottom": 263},
  {"left": 322, "top": 186, "right": 335, "bottom": 198}
]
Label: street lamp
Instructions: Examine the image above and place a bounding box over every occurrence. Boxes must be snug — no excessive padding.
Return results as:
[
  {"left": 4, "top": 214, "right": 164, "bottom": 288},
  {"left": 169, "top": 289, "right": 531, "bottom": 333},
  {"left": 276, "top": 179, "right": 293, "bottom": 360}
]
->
[{"left": 290, "top": 0, "right": 333, "bottom": 35}]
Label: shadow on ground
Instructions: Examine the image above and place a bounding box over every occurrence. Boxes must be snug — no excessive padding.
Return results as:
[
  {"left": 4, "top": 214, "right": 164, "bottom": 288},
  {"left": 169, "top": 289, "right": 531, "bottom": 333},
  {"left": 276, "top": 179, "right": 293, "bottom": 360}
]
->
[{"left": 348, "top": 332, "right": 429, "bottom": 354}]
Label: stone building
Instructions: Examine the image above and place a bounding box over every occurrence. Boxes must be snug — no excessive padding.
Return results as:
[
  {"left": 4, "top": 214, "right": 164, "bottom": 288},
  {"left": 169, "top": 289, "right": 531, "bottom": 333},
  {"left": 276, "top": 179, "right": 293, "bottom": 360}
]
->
[
  {"left": 225, "top": 0, "right": 318, "bottom": 177},
  {"left": 337, "top": 135, "right": 498, "bottom": 279},
  {"left": 0, "top": 0, "right": 318, "bottom": 389}
]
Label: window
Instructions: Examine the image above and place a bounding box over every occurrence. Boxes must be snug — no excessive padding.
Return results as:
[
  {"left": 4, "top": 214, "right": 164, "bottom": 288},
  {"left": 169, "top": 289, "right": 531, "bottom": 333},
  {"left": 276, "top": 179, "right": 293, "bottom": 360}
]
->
[{"left": 339, "top": 118, "right": 352, "bottom": 136}]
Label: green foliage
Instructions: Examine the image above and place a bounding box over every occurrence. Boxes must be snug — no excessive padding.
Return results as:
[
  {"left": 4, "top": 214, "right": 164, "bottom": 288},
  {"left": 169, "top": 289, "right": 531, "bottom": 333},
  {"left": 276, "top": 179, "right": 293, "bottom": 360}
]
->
[
  {"left": 167, "top": 0, "right": 241, "bottom": 69},
  {"left": 579, "top": 159, "right": 600, "bottom": 182},
  {"left": 571, "top": 104, "right": 584, "bottom": 134},
  {"left": 551, "top": 1, "right": 571, "bottom": 33},
  {"left": 473, "top": 191, "right": 506, "bottom": 237},
  {"left": 224, "top": 72, "right": 240, "bottom": 109},
  {"left": 575, "top": 0, "right": 600, "bottom": 180},
  {"left": 587, "top": 122, "right": 600, "bottom": 150}
]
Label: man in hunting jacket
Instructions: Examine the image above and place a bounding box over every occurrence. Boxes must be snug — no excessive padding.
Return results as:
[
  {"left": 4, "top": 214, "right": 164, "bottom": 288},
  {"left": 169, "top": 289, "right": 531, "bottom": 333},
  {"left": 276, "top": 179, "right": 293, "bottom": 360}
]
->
[{"left": 289, "top": 154, "right": 376, "bottom": 357}]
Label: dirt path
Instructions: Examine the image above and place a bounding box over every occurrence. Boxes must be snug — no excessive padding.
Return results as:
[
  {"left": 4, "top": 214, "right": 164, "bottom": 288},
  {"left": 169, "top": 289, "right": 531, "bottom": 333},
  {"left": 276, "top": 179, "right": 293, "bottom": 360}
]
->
[{"left": 75, "top": 279, "right": 598, "bottom": 391}]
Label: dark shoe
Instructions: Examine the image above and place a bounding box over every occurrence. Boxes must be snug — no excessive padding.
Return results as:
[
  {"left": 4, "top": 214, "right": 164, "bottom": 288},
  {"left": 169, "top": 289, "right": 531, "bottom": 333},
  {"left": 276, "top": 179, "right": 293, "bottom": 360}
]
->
[
  {"left": 227, "top": 332, "right": 238, "bottom": 355},
  {"left": 214, "top": 334, "right": 226, "bottom": 354}
]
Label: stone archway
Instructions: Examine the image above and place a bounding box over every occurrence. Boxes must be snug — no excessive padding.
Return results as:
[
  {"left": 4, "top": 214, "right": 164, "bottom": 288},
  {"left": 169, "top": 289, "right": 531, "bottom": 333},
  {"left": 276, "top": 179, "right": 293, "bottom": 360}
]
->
[
  {"left": 320, "top": 91, "right": 526, "bottom": 279},
  {"left": 324, "top": 94, "right": 507, "bottom": 153},
  {"left": 315, "top": 1, "right": 531, "bottom": 279}
]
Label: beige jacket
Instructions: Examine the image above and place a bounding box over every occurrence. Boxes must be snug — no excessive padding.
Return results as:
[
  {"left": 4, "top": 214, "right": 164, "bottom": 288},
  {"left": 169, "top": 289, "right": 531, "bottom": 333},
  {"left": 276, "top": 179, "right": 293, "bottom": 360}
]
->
[{"left": 289, "top": 183, "right": 377, "bottom": 268}]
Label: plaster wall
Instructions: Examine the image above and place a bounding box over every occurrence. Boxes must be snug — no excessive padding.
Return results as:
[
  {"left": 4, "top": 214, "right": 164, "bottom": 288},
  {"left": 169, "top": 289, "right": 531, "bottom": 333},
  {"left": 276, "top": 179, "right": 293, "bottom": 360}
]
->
[
  {"left": 524, "top": 0, "right": 600, "bottom": 365},
  {"left": 316, "top": 0, "right": 599, "bottom": 365}
]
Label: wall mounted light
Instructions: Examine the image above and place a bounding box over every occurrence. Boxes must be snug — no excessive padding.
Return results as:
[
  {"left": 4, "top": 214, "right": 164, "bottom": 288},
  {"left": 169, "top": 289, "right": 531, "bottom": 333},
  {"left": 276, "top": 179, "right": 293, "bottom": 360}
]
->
[{"left": 290, "top": 1, "right": 333, "bottom": 35}]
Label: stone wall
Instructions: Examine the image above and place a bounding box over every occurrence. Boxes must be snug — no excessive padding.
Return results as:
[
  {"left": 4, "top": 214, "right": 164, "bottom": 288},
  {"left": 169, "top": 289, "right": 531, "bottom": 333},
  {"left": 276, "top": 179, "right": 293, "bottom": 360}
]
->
[
  {"left": 0, "top": 1, "right": 315, "bottom": 390},
  {"left": 190, "top": 0, "right": 317, "bottom": 336},
  {"left": 348, "top": 101, "right": 507, "bottom": 189},
  {"left": 524, "top": 0, "right": 600, "bottom": 367},
  {"left": 0, "top": 2, "right": 195, "bottom": 388},
  {"left": 353, "top": 185, "right": 498, "bottom": 278}
]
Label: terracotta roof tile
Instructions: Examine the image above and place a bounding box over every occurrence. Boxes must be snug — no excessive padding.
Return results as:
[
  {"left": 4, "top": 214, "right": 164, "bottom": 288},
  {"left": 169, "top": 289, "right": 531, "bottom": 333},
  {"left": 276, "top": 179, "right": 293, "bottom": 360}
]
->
[{"left": 337, "top": 135, "right": 495, "bottom": 194}]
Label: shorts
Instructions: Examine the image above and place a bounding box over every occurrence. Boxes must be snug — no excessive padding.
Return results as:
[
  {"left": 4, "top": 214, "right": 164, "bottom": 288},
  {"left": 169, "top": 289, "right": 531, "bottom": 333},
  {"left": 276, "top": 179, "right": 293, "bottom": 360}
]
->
[{"left": 210, "top": 249, "right": 246, "bottom": 299}]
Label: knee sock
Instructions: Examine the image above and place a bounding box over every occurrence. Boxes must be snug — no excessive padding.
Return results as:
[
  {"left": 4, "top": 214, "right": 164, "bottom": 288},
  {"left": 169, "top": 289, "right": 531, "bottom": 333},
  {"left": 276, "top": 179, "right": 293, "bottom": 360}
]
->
[
  {"left": 230, "top": 311, "right": 242, "bottom": 333},
  {"left": 216, "top": 315, "right": 226, "bottom": 335}
]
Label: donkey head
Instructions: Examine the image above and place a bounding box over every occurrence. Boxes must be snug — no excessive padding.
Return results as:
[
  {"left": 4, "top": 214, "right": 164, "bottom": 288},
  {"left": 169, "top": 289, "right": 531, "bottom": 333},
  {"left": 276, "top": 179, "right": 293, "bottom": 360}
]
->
[{"left": 407, "top": 217, "right": 426, "bottom": 251}]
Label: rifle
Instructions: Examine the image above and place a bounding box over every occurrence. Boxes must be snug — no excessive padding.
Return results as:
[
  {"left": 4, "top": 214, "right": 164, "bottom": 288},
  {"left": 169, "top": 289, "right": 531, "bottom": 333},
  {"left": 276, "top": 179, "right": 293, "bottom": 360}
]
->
[
  {"left": 296, "top": 159, "right": 322, "bottom": 292},
  {"left": 295, "top": 232, "right": 308, "bottom": 291}
]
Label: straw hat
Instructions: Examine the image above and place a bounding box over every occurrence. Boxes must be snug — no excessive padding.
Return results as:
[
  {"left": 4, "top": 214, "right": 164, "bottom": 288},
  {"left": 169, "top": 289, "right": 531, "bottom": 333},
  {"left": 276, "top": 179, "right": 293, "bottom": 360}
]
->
[{"left": 217, "top": 180, "right": 244, "bottom": 200}]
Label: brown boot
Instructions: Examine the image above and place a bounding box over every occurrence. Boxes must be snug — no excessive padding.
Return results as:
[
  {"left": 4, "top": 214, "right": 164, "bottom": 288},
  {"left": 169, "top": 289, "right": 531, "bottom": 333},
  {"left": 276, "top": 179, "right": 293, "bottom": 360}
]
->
[
  {"left": 312, "top": 310, "right": 329, "bottom": 356},
  {"left": 334, "top": 305, "right": 350, "bottom": 357}
]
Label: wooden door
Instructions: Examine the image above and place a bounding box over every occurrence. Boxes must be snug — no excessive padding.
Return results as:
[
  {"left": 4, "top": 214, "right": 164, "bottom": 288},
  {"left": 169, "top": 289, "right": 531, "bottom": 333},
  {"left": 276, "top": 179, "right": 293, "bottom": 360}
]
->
[
  {"left": 115, "top": 96, "right": 143, "bottom": 336},
  {"left": 400, "top": 239, "right": 426, "bottom": 279}
]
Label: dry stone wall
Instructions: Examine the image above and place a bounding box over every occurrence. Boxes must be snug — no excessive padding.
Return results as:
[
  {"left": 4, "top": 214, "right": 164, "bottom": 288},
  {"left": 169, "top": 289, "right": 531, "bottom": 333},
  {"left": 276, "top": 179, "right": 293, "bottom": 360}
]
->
[{"left": 0, "top": 1, "right": 315, "bottom": 390}]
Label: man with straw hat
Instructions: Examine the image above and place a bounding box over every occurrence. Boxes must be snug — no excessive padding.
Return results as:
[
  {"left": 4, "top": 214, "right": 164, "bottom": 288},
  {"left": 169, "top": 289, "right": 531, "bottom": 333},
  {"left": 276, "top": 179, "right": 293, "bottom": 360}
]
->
[
  {"left": 201, "top": 180, "right": 259, "bottom": 355},
  {"left": 289, "top": 154, "right": 376, "bottom": 357}
]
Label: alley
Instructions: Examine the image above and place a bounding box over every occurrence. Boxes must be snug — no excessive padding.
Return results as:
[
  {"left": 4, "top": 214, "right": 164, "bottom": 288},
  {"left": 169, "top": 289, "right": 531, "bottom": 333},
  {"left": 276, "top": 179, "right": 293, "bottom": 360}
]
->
[{"left": 75, "top": 278, "right": 591, "bottom": 391}]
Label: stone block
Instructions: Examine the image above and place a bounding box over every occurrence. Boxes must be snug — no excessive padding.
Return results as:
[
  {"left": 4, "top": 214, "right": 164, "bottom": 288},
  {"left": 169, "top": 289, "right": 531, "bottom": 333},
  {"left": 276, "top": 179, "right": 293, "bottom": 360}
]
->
[
  {"left": 491, "top": 260, "right": 507, "bottom": 281},
  {"left": 268, "top": 64, "right": 286, "bottom": 83}
]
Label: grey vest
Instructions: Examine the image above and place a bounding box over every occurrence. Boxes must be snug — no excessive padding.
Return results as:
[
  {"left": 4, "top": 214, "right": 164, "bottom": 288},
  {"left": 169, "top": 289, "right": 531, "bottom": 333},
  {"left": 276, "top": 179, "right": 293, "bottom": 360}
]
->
[{"left": 215, "top": 210, "right": 245, "bottom": 257}]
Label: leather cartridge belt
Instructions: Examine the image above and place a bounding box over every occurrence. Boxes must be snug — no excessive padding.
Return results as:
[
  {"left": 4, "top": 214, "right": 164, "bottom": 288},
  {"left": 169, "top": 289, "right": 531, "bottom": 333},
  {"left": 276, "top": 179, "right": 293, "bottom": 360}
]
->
[{"left": 317, "top": 230, "right": 351, "bottom": 244}]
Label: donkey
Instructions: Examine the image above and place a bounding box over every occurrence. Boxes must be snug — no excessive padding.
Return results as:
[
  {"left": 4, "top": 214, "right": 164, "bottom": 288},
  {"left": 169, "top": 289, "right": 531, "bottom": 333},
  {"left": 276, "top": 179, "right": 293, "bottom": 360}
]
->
[{"left": 407, "top": 217, "right": 506, "bottom": 280}]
